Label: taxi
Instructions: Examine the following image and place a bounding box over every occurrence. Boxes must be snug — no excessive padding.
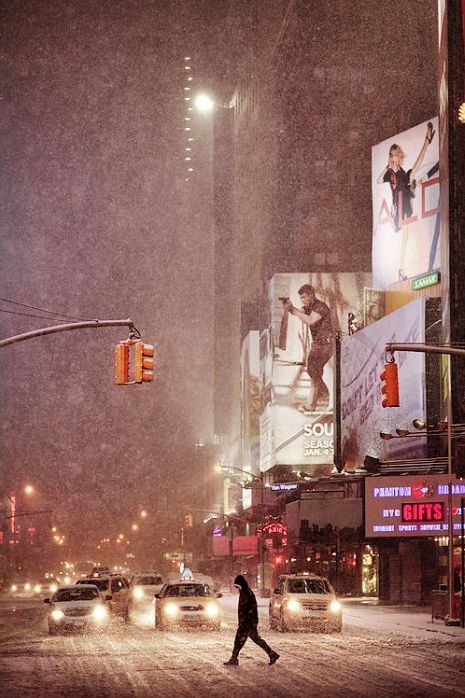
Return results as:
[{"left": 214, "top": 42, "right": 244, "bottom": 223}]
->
[{"left": 155, "top": 581, "right": 222, "bottom": 630}]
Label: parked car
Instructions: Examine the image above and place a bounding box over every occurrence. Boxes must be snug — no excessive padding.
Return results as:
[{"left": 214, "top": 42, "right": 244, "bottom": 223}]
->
[
  {"left": 154, "top": 581, "right": 222, "bottom": 630},
  {"left": 44, "top": 584, "right": 110, "bottom": 634},
  {"left": 269, "top": 573, "right": 342, "bottom": 632},
  {"left": 76, "top": 575, "right": 130, "bottom": 620}
]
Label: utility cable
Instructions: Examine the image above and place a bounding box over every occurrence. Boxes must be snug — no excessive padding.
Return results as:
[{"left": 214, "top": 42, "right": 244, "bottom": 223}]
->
[{"left": 0, "top": 296, "right": 92, "bottom": 322}]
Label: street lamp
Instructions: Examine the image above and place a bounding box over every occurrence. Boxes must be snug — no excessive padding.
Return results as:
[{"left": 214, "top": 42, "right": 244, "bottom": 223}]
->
[
  {"left": 194, "top": 93, "right": 215, "bottom": 114},
  {"left": 217, "top": 464, "right": 268, "bottom": 597}
]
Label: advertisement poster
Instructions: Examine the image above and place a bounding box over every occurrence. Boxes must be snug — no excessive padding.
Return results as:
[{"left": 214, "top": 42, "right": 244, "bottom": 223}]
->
[
  {"left": 365, "top": 474, "right": 465, "bottom": 538},
  {"left": 340, "top": 297, "right": 427, "bottom": 470},
  {"left": 260, "top": 272, "right": 370, "bottom": 473},
  {"left": 372, "top": 117, "right": 440, "bottom": 289},
  {"left": 363, "top": 288, "right": 386, "bottom": 327},
  {"left": 240, "top": 331, "right": 260, "bottom": 509}
]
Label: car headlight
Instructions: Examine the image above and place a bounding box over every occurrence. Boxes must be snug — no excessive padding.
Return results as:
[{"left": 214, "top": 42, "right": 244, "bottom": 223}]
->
[
  {"left": 164, "top": 602, "right": 178, "bottom": 617},
  {"left": 329, "top": 600, "right": 342, "bottom": 613},
  {"left": 24, "top": 583, "right": 31, "bottom": 592},
  {"left": 286, "top": 598, "right": 302, "bottom": 613},
  {"left": 205, "top": 603, "right": 219, "bottom": 618},
  {"left": 34, "top": 584, "right": 42, "bottom": 594},
  {"left": 51, "top": 609, "right": 65, "bottom": 622},
  {"left": 63, "top": 576, "right": 71, "bottom": 585},
  {"left": 49, "top": 583, "right": 58, "bottom": 593},
  {"left": 133, "top": 587, "right": 144, "bottom": 600},
  {"left": 10, "top": 584, "right": 17, "bottom": 593},
  {"left": 92, "top": 605, "right": 108, "bottom": 622}
]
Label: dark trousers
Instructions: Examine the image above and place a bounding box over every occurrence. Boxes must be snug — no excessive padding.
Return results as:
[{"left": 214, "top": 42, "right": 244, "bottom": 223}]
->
[
  {"left": 307, "top": 342, "right": 333, "bottom": 404},
  {"left": 233, "top": 623, "right": 273, "bottom": 658}
]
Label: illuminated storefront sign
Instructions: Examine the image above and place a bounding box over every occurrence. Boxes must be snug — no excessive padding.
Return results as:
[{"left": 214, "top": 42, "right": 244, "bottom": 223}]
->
[
  {"left": 411, "top": 271, "right": 441, "bottom": 290},
  {"left": 365, "top": 474, "right": 465, "bottom": 538},
  {"left": 270, "top": 482, "right": 299, "bottom": 492},
  {"left": 263, "top": 522, "right": 288, "bottom": 549}
]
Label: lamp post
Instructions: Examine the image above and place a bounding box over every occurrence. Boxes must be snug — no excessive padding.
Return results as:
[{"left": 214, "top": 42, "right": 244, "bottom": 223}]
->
[
  {"left": 216, "top": 465, "right": 267, "bottom": 597},
  {"left": 385, "top": 341, "right": 465, "bottom": 624}
]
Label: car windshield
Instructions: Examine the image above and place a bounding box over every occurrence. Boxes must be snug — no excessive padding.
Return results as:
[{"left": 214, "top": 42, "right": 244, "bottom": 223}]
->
[
  {"left": 54, "top": 587, "right": 99, "bottom": 602},
  {"left": 77, "top": 579, "right": 109, "bottom": 591},
  {"left": 164, "top": 584, "right": 211, "bottom": 597},
  {"left": 287, "top": 579, "right": 331, "bottom": 594},
  {"left": 136, "top": 576, "right": 162, "bottom": 586}
]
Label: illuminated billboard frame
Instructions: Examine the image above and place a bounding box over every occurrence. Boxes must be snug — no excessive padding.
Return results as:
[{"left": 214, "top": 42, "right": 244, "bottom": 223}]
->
[
  {"left": 260, "top": 272, "right": 370, "bottom": 473},
  {"left": 365, "top": 474, "right": 465, "bottom": 538}
]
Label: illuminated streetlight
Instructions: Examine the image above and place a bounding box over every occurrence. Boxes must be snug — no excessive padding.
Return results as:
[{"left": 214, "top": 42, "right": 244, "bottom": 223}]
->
[
  {"left": 132, "top": 523, "right": 138, "bottom": 531},
  {"left": 194, "top": 93, "right": 214, "bottom": 114},
  {"left": 24, "top": 485, "right": 34, "bottom": 495},
  {"left": 140, "top": 510, "right": 147, "bottom": 518}
]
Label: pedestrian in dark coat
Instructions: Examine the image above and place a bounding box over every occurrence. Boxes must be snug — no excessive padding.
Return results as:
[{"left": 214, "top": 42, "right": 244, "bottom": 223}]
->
[{"left": 224, "top": 574, "right": 279, "bottom": 666}]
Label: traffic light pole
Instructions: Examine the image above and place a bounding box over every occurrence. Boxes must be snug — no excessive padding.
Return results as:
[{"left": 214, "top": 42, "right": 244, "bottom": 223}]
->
[
  {"left": 0, "top": 319, "right": 137, "bottom": 348},
  {"left": 386, "top": 342, "right": 465, "bottom": 624}
]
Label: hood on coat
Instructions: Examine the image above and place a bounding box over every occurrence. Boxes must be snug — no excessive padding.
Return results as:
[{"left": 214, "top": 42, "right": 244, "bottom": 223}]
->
[{"left": 233, "top": 574, "right": 249, "bottom": 590}]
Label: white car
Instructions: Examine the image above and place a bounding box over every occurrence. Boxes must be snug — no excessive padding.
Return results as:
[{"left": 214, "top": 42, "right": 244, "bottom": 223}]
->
[
  {"left": 155, "top": 581, "right": 222, "bottom": 631},
  {"left": 76, "top": 575, "right": 131, "bottom": 620},
  {"left": 44, "top": 584, "right": 110, "bottom": 634},
  {"left": 130, "top": 573, "right": 164, "bottom": 604},
  {"left": 269, "top": 574, "right": 342, "bottom": 632}
]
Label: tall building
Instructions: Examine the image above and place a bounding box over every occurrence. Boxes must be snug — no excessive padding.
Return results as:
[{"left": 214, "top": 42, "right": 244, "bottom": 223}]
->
[{"left": 213, "top": 0, "right": 438, "bottom": 470}]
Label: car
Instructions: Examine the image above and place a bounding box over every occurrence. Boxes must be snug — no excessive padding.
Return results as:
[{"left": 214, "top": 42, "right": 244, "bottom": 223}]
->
[
  {"left": 44, "top": 584, "right": 110, "bottom": 634},
  {"left": 76, "top": 575, "right": 131, "bottom": 620},
  {"left": 129, "top": 573, "right": 163, "bottom": 610},
  {"left": 154, "top": 581, "right": 222, "bottom": 631},
  {"left": 89, "top": 565, "right": 112, "bottom": 578},
  {"left": 9, "top": 575, "right": 60, "bottom": 597},
  {"left": 269, "top": 574, "right": 342, "bottom": 632}
]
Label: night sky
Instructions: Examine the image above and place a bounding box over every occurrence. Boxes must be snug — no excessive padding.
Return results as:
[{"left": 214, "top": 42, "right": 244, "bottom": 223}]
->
[{"left": 1, "top": 0, "right": 229, "bottom": 556}]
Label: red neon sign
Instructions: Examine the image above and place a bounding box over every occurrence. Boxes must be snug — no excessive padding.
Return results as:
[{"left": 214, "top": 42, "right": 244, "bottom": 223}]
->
[{"left": 401, "top": 502, "right": 445, "bottom": 523}]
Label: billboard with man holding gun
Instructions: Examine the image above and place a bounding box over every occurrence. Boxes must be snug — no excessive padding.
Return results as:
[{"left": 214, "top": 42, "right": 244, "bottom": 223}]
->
[{"left": 259, "top": 273, "right": 370, "bottom": 473}]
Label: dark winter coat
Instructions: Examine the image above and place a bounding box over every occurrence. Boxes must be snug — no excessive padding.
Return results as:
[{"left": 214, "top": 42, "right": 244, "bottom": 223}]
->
[{"left": 234, "top": 574, "right": 259, "bottom": 627}]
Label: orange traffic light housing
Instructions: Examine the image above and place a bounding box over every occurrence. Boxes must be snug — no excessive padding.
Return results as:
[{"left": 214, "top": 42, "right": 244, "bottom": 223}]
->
[
  {"left": 380, "top": 361, "right": 399, "bottom": 407},
  {"left": 115, "top": 342, "right": 130, "bottom": 385},
  {"left": 134, "top": 341, "right": 155, "bottom": 383}
]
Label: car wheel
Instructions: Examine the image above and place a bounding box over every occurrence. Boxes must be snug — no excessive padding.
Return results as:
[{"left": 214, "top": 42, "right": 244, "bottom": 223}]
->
[
  {"left": 123, "top": 608, "right": 129, "bottom": 623},
  {"left": 48, "top": 622, "right": 57, "bottom": 635},
  {"left": 279, "top": 611, "right": 288, "bottom": 633},
  {"left": 269, "top": 615, "right": 278, "bottom": 630}
]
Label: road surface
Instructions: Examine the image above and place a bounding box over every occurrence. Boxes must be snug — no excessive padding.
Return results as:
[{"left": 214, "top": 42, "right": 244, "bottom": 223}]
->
[{"left": 0, "top": 593, "right": 464, "bottom": 697}]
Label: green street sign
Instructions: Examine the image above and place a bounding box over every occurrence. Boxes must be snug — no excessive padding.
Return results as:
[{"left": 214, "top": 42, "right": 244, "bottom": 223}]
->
[{"left": 411, "top": 271, "right": 441, "bottom": 291}]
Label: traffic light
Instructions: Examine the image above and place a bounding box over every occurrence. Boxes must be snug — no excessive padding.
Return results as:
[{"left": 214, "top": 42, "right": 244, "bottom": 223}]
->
[
  {"left": 380, "top": 361, "right": 399, "bottom": 407},
  {"left": 115, "top": 342, "right": 129, "bottom": 385},
  {"left": 184, "top": 513, "right": 193, "bottom": 528},
  {"left": 134, "top": 342, "right": 155, "bottom": 383}
]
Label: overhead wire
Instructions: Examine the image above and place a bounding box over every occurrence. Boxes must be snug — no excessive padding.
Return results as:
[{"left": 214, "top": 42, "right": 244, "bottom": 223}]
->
[{"left": 0, "top": 296, "right": 92, "bottom": 322}]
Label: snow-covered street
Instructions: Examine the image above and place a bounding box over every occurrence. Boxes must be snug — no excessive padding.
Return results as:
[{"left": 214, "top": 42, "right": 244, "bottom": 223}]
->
[{"left": 1, "top": 593, "right": 464, "bottom": 697}]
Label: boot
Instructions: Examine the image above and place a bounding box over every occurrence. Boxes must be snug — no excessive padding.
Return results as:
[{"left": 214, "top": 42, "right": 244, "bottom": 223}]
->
[
  {"left": 223, "top": 657, "right": 239, "bottom": 666},
  {"left": 268, "top": 651, "right": 280, "bottom": 665}
]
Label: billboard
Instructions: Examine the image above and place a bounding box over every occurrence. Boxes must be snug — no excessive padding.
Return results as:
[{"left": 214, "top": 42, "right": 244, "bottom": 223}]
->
[
  {"left": 365, "top": 474, "right": 465, "bottom": 538},
  {"left": 340, "top": 297, "right": 427, "bottom": 470},
  {"left": 240, "top": 331, "right": 261, "bottom": 509},
  {"left": 260, "top": 273, "right": 371, "bottom": 473},
  {"left": 372, "top": 117, "right": 440, "bottom": 289}
]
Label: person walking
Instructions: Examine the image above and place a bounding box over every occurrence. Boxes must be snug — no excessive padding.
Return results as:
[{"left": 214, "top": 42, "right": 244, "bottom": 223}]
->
[{"left": 224, "top": 574, "right": 280, "bottom": 667}]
